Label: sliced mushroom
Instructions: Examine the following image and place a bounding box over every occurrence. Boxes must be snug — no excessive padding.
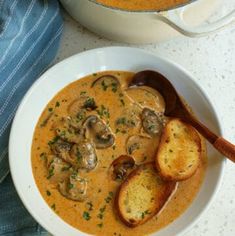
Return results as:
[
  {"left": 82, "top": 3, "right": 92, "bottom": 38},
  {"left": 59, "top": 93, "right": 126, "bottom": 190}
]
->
[
  {"left": 47, "top": 155, "right": 72, "bottom": 184},
  {"left": 116, "top": 103, "right": 141, "bottom": 132},
  {"left": 84, "top": 115, "right": 115, "bottom": 149},
  {"left": 53, "top": 117, "right": 84, "bottom": 143},
  {"left": 125, "top": 86, "right": 165, "bottom": 113},
  {"left": 59, "top": 173, "right": 87, "bottom": 201},
  {"left": 141, "top": 108, "right": 163, "bottom": 136},
  {"left": 109, "top": 155, "right": 135, "bottom": 181},
  {"left": 69, "top": 141, "right": 97, "bottom": 170},
  {"left": 126, "top": 135, "right": 159, "bottom": 163},
  {"left": 91, "top": 74, "right": 120, "bottom": 92},
  {"left": 50, "top": 139, "right": 72, "bottom": 161}
]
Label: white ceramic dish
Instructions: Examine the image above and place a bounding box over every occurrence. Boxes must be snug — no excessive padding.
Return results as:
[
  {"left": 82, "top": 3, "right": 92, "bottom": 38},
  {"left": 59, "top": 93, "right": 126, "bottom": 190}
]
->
[{"left": 9, "top": 47, "right": 225, "bottom": 236}]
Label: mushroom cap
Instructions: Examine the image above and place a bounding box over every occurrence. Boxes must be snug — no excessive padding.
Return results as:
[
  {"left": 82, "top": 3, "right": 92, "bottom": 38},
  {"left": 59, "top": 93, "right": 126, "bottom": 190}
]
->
[
  {"left": 83, "top": 115, "right": 115, "bottom": 149},
  {"left": 141, "top": 108, "right": 163, "bottom": 136},
  {"left": 59, "top": 173, "right": 87, "bottom": 202},
  {"left": 70, "top": 141, "right": 97, "bottom": 170}
]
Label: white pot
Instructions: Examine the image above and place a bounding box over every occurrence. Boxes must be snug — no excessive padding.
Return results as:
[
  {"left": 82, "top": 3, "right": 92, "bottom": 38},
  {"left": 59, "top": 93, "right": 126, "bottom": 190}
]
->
[{"left": 60, "top": 0, "right": 235, "bottom": 44}]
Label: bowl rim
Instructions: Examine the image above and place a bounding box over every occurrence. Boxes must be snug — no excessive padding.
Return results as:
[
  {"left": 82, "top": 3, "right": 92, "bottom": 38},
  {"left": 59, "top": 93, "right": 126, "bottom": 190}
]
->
[
  {"left": 86, "top": 0, "right": 198, "bottom": 13},
  {"left": 9, "top": 46, "right": 226, "bottom": 236}
]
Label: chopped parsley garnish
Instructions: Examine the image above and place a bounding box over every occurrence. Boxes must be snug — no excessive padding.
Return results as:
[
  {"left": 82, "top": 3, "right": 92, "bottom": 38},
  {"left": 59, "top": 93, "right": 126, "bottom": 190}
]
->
[
  {"left": 40, "top": 112, "right": 53, "bottom": 127},
  {"left": 68, "top": 183, "right": 74, "bottom": 189},
  {"left": 51, "top": 203, "right": 56, "bottom": 210},
  {"left": 55, "top": 101, "right": 60, "bottom": 107},
  {"left": 48, "top": 136, "right": 60, "bottom": 146},
  {"left": 80, "top": 91, "right": 87, "bottom": 95},
  {"left": 96, "top": 105, "right": 110, "bottom": 119},
  {"left": 61, "top": 166, "right": 70, "bottom": 172},
  {"left": 101, "top": 80, "right": 108, "bottom": 91},
  {"left": 39, "top": 152, "right": 47, "bottom": 160},
  {"left": 76, "top": 110, "right": 86, "bottom": 122},
  {"left": 97, "top": 205, "right": 106, "bottom": 219},
  {"left": 111, "top": 82, "right": 118, "bottom": 92},
  {"left": 83, "top": 211, "right": 91, "bottom": 221},
  {"left": 76, "top": 149, "right": 82, "bottom": 162},
  {"left": 120, "top": 99, "right": 125, "bottom": 106},
  {"left": 141, "top": 210, "right": 151, "bottom": 219},
  {"left": 83, "top": 97, "right": 97, "bottom": 110},
  {"left": 104, "top": 192, "right": 113, "bottom": 203},
  {"left": 46, "top": 190, "right": 51, "bottom": 196},
  {"left": 86, "top": 201, "right": 93, "bottom": 211},
  {"left": 48, "top": 107, "right": 53, "bottom": 112},
  {"left": 97, "top": 223, "right": 103, "bottom": 228},
  {"left": 47, "top": 166, "right": 54, "bottom": 179}
]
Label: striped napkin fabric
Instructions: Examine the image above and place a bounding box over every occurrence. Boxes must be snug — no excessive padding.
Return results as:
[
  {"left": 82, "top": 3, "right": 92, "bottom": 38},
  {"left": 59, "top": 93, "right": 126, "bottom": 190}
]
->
[{"left": 0, "top": 0, "right": 63, "bottom": 235}]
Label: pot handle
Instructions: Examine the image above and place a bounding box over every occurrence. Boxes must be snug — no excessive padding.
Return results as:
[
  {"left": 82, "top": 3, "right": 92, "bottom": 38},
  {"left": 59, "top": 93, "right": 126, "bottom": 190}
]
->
[{"left": 157, "top": 8, "right": 235, "bottom": 37}]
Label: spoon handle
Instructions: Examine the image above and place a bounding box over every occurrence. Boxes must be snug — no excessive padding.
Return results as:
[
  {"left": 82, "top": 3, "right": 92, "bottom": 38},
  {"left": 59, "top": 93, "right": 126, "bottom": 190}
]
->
[{"left": 213, "top": 137, "right": 235, "bottom": 163}]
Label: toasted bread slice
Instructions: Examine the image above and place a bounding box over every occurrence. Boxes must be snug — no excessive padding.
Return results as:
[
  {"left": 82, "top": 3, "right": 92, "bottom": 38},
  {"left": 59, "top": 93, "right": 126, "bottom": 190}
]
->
[
  {"left": 116, "top": 163, "right": 177, "bottom": 227},
  {"left": 156, "top": 118, "right": 201, "bottom": 181}
]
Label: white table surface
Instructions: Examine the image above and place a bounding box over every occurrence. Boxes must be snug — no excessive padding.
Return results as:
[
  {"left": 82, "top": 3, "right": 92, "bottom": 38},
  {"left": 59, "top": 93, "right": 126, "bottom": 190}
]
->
[{"left": 55, "top": 8, "right": 235, "bottom": 236}]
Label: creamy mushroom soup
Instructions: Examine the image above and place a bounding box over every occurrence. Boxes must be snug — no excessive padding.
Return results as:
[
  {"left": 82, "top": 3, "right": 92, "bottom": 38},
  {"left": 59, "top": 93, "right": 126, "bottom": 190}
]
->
[
  {"left": 32, "top": 71, "right": 207, "bottom": 236},
  {"left": 95, "top": 0, "right": 189, "bottom": 11}
]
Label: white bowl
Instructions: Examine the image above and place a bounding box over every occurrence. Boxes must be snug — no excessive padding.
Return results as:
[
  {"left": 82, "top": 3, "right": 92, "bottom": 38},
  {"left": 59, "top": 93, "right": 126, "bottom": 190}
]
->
[{"left": 9, "top": 47, "right": 225, "bottom": 236}]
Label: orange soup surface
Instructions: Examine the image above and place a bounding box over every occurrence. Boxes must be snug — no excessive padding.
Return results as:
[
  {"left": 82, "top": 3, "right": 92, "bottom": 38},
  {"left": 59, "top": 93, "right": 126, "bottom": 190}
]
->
[{"left": 31, "top": 71, "right": 207, "bottom": 236}]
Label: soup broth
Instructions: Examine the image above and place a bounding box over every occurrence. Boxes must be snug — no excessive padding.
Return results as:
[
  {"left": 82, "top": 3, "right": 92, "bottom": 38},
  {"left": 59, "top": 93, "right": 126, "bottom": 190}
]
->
[
  {"left": 95, "top": 0, "right": 189, "bottom": 11},
  {"left": 32, "top": 71, "right": 207, "bottom": 236}
]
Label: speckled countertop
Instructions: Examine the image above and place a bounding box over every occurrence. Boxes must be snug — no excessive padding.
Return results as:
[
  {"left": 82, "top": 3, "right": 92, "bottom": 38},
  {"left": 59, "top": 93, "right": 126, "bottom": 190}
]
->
[{"left": 55, "top": 5, "right": 235, "bottom": 236}]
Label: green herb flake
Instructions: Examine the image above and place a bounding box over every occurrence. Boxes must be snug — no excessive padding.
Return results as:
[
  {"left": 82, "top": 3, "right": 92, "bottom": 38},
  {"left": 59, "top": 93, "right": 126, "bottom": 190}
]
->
[
  {"left": 51, "top": 203, "right": 56, "bottom": 210},
  {"left": 105, "top": 192, "right": 113, "bottom": 203},
  {"left": 80, "top": 91, "right": 87, "bottom": 95},
  {"left": 115, "top": 128, "right": 120, "bottom": 134},
  {"left": 101, "top": 80, "right": 108, "bottom": 91},
  {"left": 97, "top": 105, "right": 110, "bottom": 119},
  {"left": 55, "top": 101, "right": 60, "bottom": 107},
  {"left": 39, "top": 152, "right": 47, "bottom": 160},
  {"left": 111, "top": 82, "right": 118, "bottom": 92},
  {"left": 100, "top": 206, "right": 106, "bottom": 213},
  {"left": 97, "top": 205, "right": 106, "bottom": 219},
  {"left": 76, "top": 149, "right": 82, "bottom": 162},
  {"left": 86, "top": 201, "right": 93, "bottom": 211},
  {"left": 141, "top": 210, "right": 151, "bottom": 219},
  {"left": 47, "top": 166, "right": 54, "bottom": 179},
  {"left": 46, "top": 190, "right": 51, "bottom": 196},
  {"left": 48, "top": 136, "right": 60, "bottom": 146},
  {"left": 116, "top": 117, "right": 126, "bottom": 125},
  {"left": 40, "top": 112, "right": 53, "bottom": 127},
  {"left": 120, "top": 99, "right": 125, "bottom": 106},
  {"left": 68, "top": 183, "right": 74, "bottom": 189},
  {"left": 83, "top": 97, "right": 97, "bottom": 110},
  {"left": 83, "top": 211, "right": 91, "bottom": 221},
  {"left": 48, "top": 107, "right": 53, "bottom": 112},
  {"left": 61, "top": 166, "right": 70, "bottom": 172},
  {"left": 97, "top": 223, "right": 103, "bottom": 228}
]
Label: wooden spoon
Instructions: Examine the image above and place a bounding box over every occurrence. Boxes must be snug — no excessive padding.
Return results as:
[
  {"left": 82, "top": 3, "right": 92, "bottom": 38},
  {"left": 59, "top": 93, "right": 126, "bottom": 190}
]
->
[{"left": 129, "top": 70, "right": 235, "bottom": 162}]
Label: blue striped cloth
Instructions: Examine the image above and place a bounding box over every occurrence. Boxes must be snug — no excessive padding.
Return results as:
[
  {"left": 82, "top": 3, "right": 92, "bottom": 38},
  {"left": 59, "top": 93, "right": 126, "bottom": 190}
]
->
[{"left": 0, "top": 0, "right": 63, "bottom": 235}]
